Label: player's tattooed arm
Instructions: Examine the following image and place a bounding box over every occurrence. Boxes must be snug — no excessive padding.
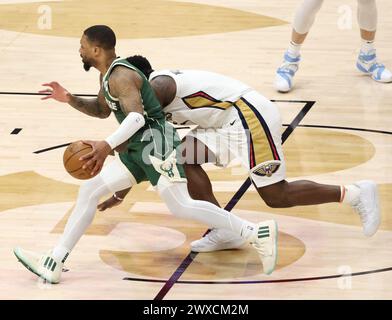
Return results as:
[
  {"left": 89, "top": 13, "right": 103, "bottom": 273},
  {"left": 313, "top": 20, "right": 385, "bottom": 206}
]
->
[
  {"left": 68, "top": 73, "right": 111, "bottom": 118},
  {"left": 68, "top": 87, "right": 111, "bottom": 119},
  {"left": 40, "top": 79, "right": 111, "bottom": 119},
  {"left": 108, "top": 66, "right": 144, "bottom": 115}
]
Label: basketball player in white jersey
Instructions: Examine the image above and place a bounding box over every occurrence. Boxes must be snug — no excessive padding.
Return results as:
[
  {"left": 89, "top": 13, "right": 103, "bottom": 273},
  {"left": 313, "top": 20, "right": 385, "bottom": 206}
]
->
[
  {"left": 275, "top": 0, "right": 392, "bottom": 92},
  {"left": 99, "top": 55, "right": 381, "bottom": 253}
]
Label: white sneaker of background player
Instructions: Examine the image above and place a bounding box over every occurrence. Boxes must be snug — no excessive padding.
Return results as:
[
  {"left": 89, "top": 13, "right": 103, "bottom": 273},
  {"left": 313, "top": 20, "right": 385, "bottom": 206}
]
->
[
  {"left": 275, "top": 51, "right": 301, "bottom": 93},
  {"left": 350, "top": 180, "right": 381, "bottom": 237},
  {"left": 190, "top": 228, "right": 247, "bottom": 253},
  {"left": 14, "top": 247, "right": 63, "bottom": 284},
  {"left": 356, "top": 49, "right": 392, "bottom": 83}
]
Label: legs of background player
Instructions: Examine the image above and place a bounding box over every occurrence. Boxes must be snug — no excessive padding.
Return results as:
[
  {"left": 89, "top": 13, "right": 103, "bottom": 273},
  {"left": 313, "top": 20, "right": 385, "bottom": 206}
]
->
[
  {"left": 275, "top": 0, "right": 391, "bottom": 92},
  {"left": 275, "top": 0, "right": 323, "bottom": 92}
]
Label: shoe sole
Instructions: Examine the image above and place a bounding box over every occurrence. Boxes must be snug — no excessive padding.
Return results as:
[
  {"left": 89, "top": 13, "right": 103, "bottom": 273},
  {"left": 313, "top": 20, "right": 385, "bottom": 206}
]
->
[
  {"left": 13, "top": 249, "right": 58, "bottom": 284},
  {"left": 14, "top": 249, "right": 42, "bottom": 278},
  {"left": 264, "top": 220, "right": 278, "bottom": 275},
  {"left": 356, "top": 180, "right": 381, "bottom": 237},
  {"left": 356, "top": 63, "right": 392, "bottom": 83},
  {"left": 367, "top": 181, "right": 381, "bottom": 237},
  {"left": 276, "top": 89, "right": 292, "bottom": 93},
  {"left": 359, "top": 73, "right": 392, "bottom": 83},
  {"left": 191, "top": 241, "right": 248, "bottom": 253}
]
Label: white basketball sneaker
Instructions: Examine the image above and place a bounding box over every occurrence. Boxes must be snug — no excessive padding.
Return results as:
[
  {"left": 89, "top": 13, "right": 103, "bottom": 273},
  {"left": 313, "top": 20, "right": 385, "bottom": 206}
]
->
[
  {"left": 251, "top": 220, "right": 278, "bottom": 275},
  {"left": 351, "top": 180, "right": 381, "bottom": 237},
  {"left": 14, "top": 247, "right": 63, "bottom": 284},
  {"left": 275, "top": 51, "right": 301, "bottom": 93},
  {"left": 190, "top": 228, "right": 247, "bottom": 253},
  {"left": 356, "top": 49, "right": 392, "bottom": 83}
]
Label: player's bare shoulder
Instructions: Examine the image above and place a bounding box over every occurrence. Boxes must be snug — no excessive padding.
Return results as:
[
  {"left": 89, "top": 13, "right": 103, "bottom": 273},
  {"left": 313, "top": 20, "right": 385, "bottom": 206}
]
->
[
  {"left": 109, "top": 65, "right": 143, "bottom": 97},
  {"left": 150, "top": 75, "right": 176, "bottom": 107}
]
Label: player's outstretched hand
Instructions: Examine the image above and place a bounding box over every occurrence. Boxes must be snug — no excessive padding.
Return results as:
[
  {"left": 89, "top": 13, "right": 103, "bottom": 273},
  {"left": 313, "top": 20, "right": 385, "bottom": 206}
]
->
[{"left": 39, "top": 82, "right": 71, "bottom": 103}]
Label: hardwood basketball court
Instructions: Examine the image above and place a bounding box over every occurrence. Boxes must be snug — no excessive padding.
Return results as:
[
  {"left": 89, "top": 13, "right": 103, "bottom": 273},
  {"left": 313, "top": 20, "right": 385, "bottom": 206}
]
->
[{"left": 0, "top": 0, "right": 391, "bottom": 300}]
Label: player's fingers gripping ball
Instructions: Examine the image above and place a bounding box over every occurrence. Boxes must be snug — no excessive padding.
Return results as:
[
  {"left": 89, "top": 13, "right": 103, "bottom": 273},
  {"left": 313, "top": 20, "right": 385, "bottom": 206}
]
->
[{"left": 63, "top": 141, "right": 98, "bottom": 179}]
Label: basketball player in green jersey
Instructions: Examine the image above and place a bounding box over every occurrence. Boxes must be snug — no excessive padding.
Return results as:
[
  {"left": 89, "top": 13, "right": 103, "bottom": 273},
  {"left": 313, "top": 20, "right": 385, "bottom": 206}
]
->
[{"left": 13, "top": 25, "right": 278, "bottom": 284}]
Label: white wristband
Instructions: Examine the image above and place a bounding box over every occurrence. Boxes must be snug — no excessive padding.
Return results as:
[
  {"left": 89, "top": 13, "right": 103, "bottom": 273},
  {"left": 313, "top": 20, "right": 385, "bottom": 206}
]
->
[{"left": 105, "top": 112, "right": 145, "bottom": 149}]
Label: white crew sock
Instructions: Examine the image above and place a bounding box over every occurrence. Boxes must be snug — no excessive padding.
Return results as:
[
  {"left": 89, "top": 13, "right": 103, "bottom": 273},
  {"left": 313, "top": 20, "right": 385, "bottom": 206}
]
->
[
  {"left": 341, "top": 185, "right": 361, "bottom": 205},
  {"left": 361, "top": 39, "right": 375, "bottom": 54},
  {"left": 288, "top": 41, "right": 302, "bottom": 57}
]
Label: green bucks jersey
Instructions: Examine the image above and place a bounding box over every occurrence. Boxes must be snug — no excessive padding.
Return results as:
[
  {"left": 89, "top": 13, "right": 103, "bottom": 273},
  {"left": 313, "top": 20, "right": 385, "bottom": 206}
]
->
[
  {"left": 102, "top": 57, "right": 164, "bottom": 127},
  {"left": 100, "top": 58, "right": 186, "bottom": 186}
]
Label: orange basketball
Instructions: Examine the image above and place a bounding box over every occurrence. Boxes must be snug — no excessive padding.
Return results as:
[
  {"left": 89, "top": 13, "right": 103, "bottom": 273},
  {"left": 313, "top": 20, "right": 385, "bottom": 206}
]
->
[{"left": 63, "top": 141, "right": 95, "bottom": 180}]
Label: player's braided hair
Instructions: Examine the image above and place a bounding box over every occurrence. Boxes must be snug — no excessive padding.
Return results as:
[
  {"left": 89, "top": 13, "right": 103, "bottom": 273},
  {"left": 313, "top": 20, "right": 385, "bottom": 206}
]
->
[{"left": 126, "top": 55, "right": 154, "bottom": 79}]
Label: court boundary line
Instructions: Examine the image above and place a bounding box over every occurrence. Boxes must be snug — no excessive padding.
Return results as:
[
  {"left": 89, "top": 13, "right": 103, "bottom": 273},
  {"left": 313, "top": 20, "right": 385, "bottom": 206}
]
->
[
  {"left": 124, "top": 265, "right": 392, "bottom": 284},
  {"left": 0, "top": 91, "right": 96, "bottom": 97}
]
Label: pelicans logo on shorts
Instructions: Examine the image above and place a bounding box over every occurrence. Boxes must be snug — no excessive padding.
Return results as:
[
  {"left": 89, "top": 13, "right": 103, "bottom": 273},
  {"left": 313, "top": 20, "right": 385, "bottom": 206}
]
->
[{"left": 252, "top": 161, "right": 281, "bottom": 177}]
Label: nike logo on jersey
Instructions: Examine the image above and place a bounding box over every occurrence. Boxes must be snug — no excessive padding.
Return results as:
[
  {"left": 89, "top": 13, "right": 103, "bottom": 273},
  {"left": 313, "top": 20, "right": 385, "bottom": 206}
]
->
[{"left": 230, "top": 120, "right": 236, "bottom": 126}]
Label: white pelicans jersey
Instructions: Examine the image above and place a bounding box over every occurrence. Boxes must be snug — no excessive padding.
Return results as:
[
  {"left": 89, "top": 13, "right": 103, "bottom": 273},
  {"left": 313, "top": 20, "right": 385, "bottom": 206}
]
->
[
  {"left": 149, "top": 69, "right": 252, "bottom": 128},
  {"left": 149, "top": 69, "right": 286, "bottom": 188}
]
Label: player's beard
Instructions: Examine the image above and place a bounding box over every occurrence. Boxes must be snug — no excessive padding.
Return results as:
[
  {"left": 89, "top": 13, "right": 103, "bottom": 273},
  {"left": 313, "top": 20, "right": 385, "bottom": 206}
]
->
[
  {"left": 83, "top": 61, "right": 91, "bottom": 71},
  {"left": 81, "top": 55, "right": 92, "bottom": 71}
]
